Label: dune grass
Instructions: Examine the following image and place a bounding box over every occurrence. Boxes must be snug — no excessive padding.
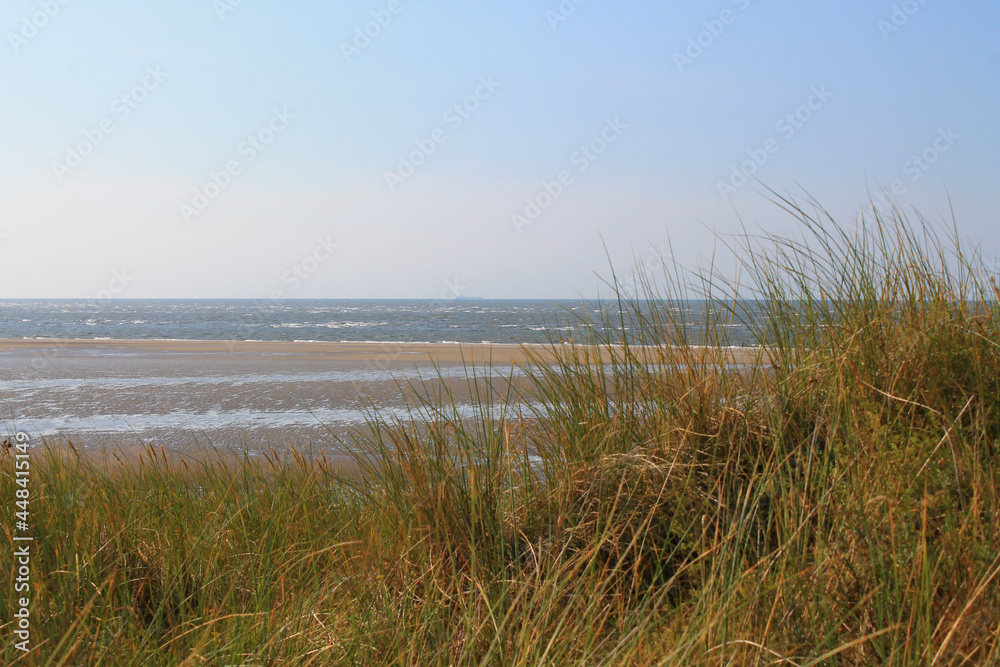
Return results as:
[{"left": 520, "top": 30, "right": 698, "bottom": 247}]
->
[{"left": 3, "top": 197, "right": 999, "bottom": 665}]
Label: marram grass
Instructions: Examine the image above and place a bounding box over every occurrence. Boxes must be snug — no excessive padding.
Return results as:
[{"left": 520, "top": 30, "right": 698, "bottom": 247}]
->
[{"left": 3, "top": 199, "right": 999, "bottom": 665}]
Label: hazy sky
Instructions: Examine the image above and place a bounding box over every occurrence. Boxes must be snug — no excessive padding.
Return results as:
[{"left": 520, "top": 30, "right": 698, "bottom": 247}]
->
[{"left": 2, "top": 0, "right": 997, "bottom": 299}]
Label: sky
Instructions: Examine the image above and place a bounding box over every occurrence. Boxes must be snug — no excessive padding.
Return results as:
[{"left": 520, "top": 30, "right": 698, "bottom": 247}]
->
[{"left": 1, "top": 0, "right": 997, "bottom": 299}]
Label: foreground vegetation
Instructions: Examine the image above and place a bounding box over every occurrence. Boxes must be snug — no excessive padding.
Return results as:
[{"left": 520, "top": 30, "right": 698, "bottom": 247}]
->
[{"left": 3, "top": 198, "right": 999, "bottom": 664}]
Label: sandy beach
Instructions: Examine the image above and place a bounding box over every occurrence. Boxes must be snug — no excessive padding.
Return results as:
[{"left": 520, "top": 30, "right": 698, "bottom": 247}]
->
[
  {"left": 0, "top": 338, "right": 542, "bottom": 455},
  {"left": 0, "top": 338, "right": 766, "bottom": 455},
  {"left": 0, "top": 338, "right": 541, "bottom": 363},
  {"left": 0, "top": 337, "right": 767, "bottom": 364}
]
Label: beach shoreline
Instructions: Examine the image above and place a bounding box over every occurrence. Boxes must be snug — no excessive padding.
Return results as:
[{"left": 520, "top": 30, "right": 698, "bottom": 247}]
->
[
  {"left": 0, "top": 337, "right": 769, "bottom": 454},
  {"left": 0, "top": 337, "right": 768, "bottom": 365},
  {"left": 0, "top": 338, "right": 543, "bottom": 454}
]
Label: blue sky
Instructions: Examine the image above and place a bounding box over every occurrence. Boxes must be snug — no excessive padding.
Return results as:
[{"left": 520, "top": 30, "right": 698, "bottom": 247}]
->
[{"left": 2, "top": 0, "right": 997, "bottom": 298}]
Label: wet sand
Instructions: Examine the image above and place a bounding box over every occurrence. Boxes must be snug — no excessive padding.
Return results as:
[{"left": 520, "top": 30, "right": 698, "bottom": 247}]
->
[
  {"left": 0, "top": 338, "right": 766, "bottom": 456},
  {"left": 0, "top": 338, "right": 541, "bottom": 363},
  {"left": 0, "top": 339, "right": 535, "bottom": 455}
]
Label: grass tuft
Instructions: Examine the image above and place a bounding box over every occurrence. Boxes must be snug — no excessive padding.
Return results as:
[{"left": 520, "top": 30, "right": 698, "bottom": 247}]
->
[{"left": 3, "top": 197, "right": 998, "bottom": 664}]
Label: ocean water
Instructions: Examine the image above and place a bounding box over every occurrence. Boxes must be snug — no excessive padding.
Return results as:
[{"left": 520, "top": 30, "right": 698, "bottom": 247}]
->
[
  {"left": 0, "top": 299, "right": 759, "bottom": 345},
  {"left": 0, "top": 299, "right": 600, "bottom": 344}
]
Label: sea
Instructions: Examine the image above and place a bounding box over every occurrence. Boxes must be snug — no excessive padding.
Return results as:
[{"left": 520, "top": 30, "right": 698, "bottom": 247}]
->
[
  {"left": 0, "top": 298, "right": 758, "bottom": 345},
  {"left": 0, "top": 299, "right": 600, "bottom": 344}
]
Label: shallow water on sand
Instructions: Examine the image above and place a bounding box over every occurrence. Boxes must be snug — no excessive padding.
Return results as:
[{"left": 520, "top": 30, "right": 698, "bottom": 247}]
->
[{"left": 0, "top": 340, "right": 530, "bottom": 455}]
